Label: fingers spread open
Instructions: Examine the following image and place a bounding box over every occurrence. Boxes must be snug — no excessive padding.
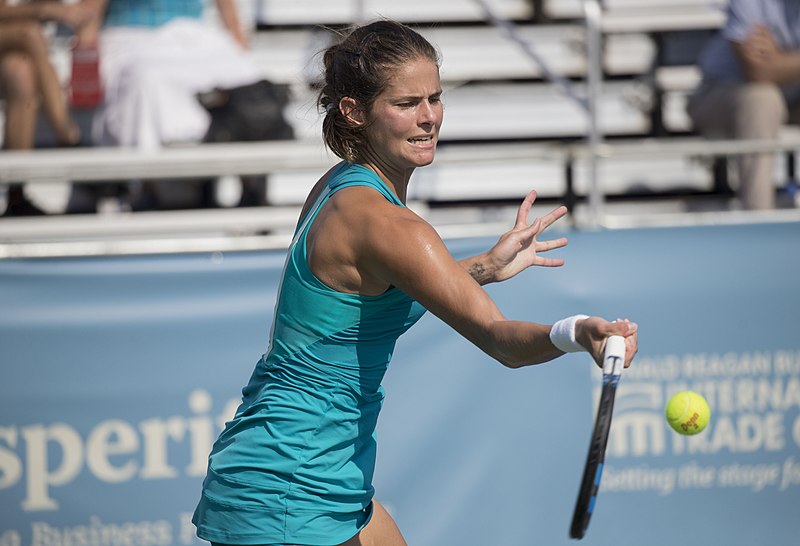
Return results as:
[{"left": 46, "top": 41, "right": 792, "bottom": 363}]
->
[{"left": 515, "top": 190, "right": 538, "bottom": 228}]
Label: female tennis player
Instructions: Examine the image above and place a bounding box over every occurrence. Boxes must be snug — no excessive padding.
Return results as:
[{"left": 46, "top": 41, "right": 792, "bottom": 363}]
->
[{"left": 192, "top": 19, "right": 638, "bottom": 546}]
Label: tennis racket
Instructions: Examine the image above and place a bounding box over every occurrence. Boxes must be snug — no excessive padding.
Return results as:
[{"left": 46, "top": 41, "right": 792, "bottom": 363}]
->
[{"left": 569, "top": 335, "right": 626, "bottom": 540}]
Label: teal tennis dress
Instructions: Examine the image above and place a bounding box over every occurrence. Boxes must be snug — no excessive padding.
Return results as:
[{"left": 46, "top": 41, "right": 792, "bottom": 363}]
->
[{"left": 193, "top": 163, "right": 427, "bottom": 545}]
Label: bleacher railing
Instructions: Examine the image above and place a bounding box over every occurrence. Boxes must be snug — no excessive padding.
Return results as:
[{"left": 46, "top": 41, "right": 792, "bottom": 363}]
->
[
  {"left": 474, "top": 0, "right": 606, "bottom": 226},
  {"left": 3, "top": 0, "right": 800, "bottom": 258}
]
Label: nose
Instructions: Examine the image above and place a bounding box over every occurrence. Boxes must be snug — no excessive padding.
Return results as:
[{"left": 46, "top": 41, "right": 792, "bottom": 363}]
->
[{"left": 418, "top": 99, "right": 437, "bottom": 126}]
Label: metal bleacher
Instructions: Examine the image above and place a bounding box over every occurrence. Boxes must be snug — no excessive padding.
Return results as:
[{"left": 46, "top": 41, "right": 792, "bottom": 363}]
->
[
  {"left": 3, "top": 0, "right": 800, "bottom": 256},
  {"left": 241, "top": 0, "right": 796, "bottom": 212},
  {"left": 245, "top": 0, "right": 723, "bottom": 207}
]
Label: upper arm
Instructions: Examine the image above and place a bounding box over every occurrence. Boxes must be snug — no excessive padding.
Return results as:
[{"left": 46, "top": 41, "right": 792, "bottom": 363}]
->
[
  {"left": 731, "top": 39, "right": 757, "bottom": 79},
  {"left": 311, "top": 187, "right": 556, "bottom": 368},
  {"left": 723, "top": 0, "right": 760, "bottom": 44},
  {"left": 360, "top": 207, "right": 507, "bottom": 349}
]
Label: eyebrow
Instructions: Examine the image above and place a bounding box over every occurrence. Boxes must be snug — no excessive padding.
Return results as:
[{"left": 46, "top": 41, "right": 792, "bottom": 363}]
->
[{"left": 390, "top": 90, "right": 443, "bottom": 101}]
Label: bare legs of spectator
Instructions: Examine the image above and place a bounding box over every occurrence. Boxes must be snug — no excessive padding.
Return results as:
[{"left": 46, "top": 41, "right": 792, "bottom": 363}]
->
[
  {"left": 686, "top": 82, "right": 798, "bottom": 211},
  {"left": 1, "top": 21, "right": 81, "bottom": 215},
  {"left": 1, "top": 53, "right": 37, "bottom": 149},
  {"left": 0, "top": 22, "right": 81, "bottom": 147}
]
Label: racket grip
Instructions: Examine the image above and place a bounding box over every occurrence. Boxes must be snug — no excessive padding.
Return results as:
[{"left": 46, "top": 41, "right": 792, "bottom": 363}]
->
[{"left": 602, "top": 335, "right": 626, "bottom": 375}]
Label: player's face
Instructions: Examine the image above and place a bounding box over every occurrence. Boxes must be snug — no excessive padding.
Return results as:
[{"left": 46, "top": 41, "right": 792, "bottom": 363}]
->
[{"left": 364, "top": 57, "right": 443, "bottom": 171}]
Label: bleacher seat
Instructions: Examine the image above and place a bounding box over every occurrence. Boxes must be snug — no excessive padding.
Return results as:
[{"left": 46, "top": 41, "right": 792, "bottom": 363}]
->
[
  {"left": 254, "top": 0, "right": 534, "bottom": 27},
  {"left": 247, "top": 23, "right": 654, "bottom": 87},
  {"left": 11, "top": 0, "right": 797, "bottom": 221},
  {"left": 283, "top": 79, "right": 650, "bottom": 143},
  {"left": 246, "top": 0, "right": 732, "bottom": 205},
  {"left": 542, "top": 0, "right": 727, "bottom": 26}
]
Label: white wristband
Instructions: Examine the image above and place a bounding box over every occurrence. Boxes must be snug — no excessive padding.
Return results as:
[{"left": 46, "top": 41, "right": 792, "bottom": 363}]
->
[{"left": 550, "top": 314, "right": 589, "bottom": 353}]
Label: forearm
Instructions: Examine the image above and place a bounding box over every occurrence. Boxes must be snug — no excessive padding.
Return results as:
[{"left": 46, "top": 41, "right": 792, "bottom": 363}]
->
[
  {"left": 74, "top": 0, "right": 107, "bottom": 46},
  {"left": 215, "top": 0, "right": 247, "bottom": 48},
  {"left": 752, "top": 51, "right": 800, "bottom": 86},
  {"left": 736, "top": 35, "right": 800, "bottom": 86},
  {"left": 413, "top": 264, "right": 561, "bottom": 367},
  {"left": 482, "top": 320, "right": 562, "bottom": 369},
  {"left": 0, "top": 2, "right": 62, "bottom": 22}
]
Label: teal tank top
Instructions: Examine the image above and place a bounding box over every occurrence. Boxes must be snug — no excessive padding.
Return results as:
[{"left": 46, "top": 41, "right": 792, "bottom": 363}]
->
[{"left": 193, "top": 163, "right": 427, "bottom": 545}]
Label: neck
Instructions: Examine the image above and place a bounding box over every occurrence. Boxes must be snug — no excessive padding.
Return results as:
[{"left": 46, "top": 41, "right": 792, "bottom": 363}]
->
[{"left": 358, "top": 157, "right": 412, "bottom": 204}]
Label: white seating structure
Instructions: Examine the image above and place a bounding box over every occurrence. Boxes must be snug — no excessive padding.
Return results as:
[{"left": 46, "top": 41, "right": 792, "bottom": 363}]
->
[
  {"left": 239, "top": 0, "right": 724, "bottom": 206},
  {"left": 4, "top": 0, "right": 800, "bottom": 254}
]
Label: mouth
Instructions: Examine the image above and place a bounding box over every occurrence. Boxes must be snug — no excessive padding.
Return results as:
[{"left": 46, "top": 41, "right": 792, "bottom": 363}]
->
[{"left": 407, "top": 135, "right": 434, "bottom": 145}]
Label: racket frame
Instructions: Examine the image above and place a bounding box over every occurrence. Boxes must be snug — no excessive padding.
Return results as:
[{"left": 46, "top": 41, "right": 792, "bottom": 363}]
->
[{"left": 569, "top": 336, "right": 626, "bottom": 540}]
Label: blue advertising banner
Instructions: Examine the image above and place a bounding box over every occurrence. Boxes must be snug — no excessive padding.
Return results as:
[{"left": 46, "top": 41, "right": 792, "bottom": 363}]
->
[{"left": 1, "top": 221, "right": 799, "bottom": 546}]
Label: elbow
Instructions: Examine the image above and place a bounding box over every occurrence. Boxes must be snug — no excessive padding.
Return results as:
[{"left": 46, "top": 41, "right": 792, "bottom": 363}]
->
[
  {"left": 488, "top": 336, "right": 565, "bottom": 369},
  {"left": 743, "top": 64, "right": 777, "bottom": 84},
  {"left": 482, "top": 345, "right": 520, "bottom": 369},
  {"left": 478, "top": 324, "right": 555, "bottom": 369},
  {"left": 498, "top": 354, "right": 553, "bottom": 369},
  {"left": 497, "top": 356, "right": 522, "bottom": 369},
  {"left": 479, "top": 335, "right": 524, "bottom": 369},
  {"left": 492, "top": 351, "right": 531, "bottom": 370},
  {"left": 746, "top": 72, "right": 772, "bottom": 84}
]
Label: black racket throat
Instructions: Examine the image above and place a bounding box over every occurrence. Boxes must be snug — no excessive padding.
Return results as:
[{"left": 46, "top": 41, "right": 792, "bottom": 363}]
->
[{"left": 570, "top": 380, "right": 619, "bottom": 540}]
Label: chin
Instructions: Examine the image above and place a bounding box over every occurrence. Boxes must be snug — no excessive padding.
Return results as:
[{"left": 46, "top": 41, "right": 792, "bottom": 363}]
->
[
  {"left": 409, "top": 148, "right": 437, "bottom": 167},
  {"left": 406, "top": 156, "right": 434, "bottom": 169}
]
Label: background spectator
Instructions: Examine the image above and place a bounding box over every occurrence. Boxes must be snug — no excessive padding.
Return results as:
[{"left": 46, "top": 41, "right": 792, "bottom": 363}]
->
[
  {"left": 686, "top": 0, "right": 800, "bottom": 211},
  {"left": 68, "top": 0, "right": 285, "bottom": 212},
  {"left": 0, "top": 0, "right": 95, "bottom": 216}
]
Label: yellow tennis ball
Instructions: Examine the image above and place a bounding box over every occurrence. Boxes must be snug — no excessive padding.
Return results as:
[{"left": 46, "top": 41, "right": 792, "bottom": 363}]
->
[{"left": 665, "top": 391, "right": 711, "bottom": 435}]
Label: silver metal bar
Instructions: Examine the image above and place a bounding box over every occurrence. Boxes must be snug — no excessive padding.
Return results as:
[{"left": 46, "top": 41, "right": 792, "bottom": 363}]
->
[
  {"left": 0, "top": 140, "right": 565, "bottom": 184},
  {"left": 0, "top": 215, "right": 514, "bottom": 259},
  {"left": 0, "top": 140, "right": 334, "bottom": 184},
  {"left": 584, "top": 0, "right": 604, "bottom": 228},
  {"left": 473, "top": 0, "right": 589, "bottom": 111},
  {"left": 567, "top": 134, "right": 800, "bottom": 159}
]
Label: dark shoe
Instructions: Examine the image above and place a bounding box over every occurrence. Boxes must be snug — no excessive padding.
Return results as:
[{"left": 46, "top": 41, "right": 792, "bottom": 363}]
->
[{"left": 2, "top": 186, "right": 45, "bottom": 217}]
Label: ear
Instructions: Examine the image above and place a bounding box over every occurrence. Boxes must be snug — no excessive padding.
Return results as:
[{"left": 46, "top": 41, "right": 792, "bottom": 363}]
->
[{"left": 340, "top": 97, "right": 366, "bottom": 126}]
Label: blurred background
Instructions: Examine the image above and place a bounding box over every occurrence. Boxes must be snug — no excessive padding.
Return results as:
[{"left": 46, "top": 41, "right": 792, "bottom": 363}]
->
[{"left": 1, "top": 1, "right": 799, "bottom": 545}]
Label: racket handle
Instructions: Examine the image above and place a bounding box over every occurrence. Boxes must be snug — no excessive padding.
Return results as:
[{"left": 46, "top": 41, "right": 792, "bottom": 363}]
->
[{"left": 602, "top": 335, "right": 626, "bottom": 376}]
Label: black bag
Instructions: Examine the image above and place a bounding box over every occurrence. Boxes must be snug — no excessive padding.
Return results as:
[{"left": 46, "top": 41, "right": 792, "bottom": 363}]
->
[
  {"left": 190, "top": 79, "right": 296, "bottom": 208},
  {"left": 202, "top": 79, "right": 294, "bottom": 143}
]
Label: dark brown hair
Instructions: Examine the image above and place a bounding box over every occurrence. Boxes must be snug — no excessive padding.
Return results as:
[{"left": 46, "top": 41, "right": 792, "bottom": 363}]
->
[{"left": 318, "top": 20, "right": 440, "bottom": 163}]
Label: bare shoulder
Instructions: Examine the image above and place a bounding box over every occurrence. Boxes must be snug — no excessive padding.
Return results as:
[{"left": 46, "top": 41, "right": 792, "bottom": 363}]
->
[
  {"left": 311, "top": 182, "right": 510, "bottom": 348},
  {"left": 336, "top": 188, "right": 456, "bottom": 283},
  {"left": 320, "top": 186, "right": 433, "bottom": 254},
  {"left": 337, "top": 187, "right": 435, "bottom": 250},
  {"left": 307, "top": 184, "right": 443, "bottom": 294}
]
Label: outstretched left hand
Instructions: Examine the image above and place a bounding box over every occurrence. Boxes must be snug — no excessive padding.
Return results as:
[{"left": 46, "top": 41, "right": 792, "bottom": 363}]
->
[{"left": 487, "top": 189, "right": 568, "bottom": 283}]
